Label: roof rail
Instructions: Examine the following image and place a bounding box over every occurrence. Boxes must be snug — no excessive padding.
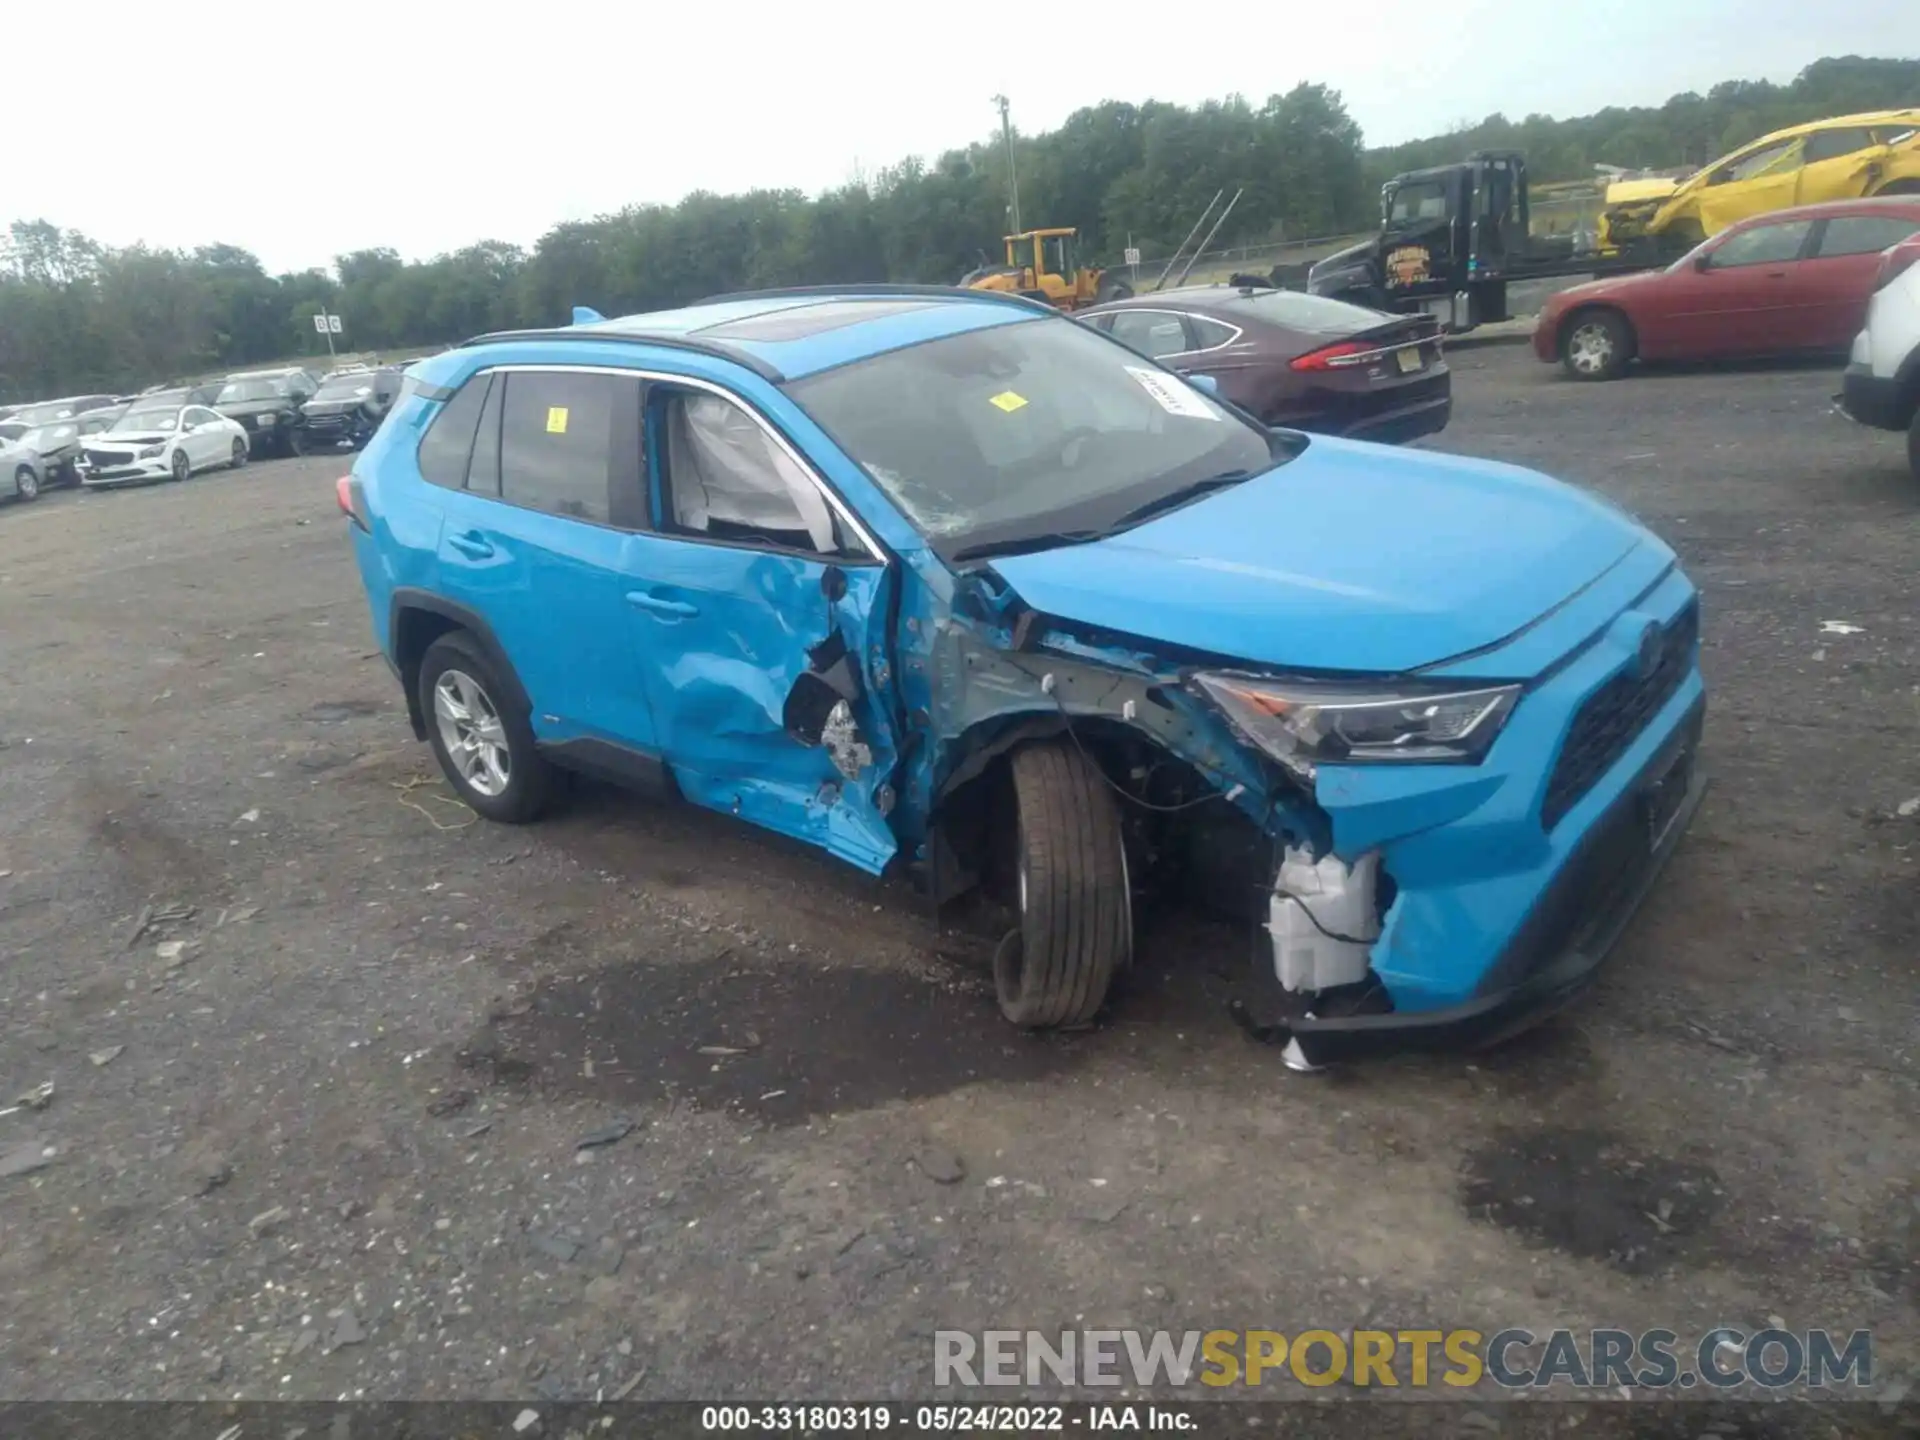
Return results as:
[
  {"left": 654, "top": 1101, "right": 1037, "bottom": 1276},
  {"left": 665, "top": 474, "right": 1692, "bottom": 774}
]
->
[
  {"left": 456, "top": 327, "right": 787, "bottom": 383},
  {"left": 692, "top": 283, "right": 1059, "bottom": 316}
]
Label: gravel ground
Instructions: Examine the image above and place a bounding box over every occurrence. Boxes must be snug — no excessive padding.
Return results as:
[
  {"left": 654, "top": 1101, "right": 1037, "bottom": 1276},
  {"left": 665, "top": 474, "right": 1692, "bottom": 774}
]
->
[{"left": 0, "top": 342, "right": 1914, "bottom": 1408}]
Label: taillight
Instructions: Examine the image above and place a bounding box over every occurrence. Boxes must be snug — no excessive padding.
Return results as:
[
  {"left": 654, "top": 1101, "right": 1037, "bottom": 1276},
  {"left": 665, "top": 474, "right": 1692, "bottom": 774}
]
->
[
  {"left": 1876, "top": 240, "right": 1920, "bottom": 291},
  {"left": 336, "top": 474, "right": 369, "bottom": 531},
  {"left": 1290, "top": 340, "right": 1374, "bottom": 372}
]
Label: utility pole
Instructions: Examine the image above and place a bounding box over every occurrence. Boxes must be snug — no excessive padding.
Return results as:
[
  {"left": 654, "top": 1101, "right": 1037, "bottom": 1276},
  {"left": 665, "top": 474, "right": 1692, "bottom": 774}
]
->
[{"left": 992, "top": 94, "right": 1021, "bottom": 234}]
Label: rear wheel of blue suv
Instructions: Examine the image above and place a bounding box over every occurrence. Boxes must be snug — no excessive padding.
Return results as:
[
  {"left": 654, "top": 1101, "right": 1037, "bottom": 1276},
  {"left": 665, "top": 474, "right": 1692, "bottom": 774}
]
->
[{"left": 417, "top": 633, "right": 553, "bottom": 823}]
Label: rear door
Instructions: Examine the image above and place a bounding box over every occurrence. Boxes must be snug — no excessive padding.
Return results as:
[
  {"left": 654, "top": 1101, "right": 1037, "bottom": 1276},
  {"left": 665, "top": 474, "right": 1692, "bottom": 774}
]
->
[
  {"left": 1791, "top": 212, "right": 1920, "bottom": 349},
  {"left": 617, "top": 380, "right": 901, "bottom": 874},
  {"left": 431, "top": 366, "right": 660, "bottom": 755},
  {"left": 1795, "top": 127, "right": 1885, "bottom": 205}
]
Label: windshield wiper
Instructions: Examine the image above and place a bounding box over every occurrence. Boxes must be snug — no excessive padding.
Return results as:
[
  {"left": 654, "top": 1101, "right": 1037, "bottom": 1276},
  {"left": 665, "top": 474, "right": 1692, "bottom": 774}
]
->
[
  {"left": 948, "top": 529, "right": 1105, "bottom": 564},
  {"left": 1104, "top": 469, "right": 1255, "bottom": 531}
]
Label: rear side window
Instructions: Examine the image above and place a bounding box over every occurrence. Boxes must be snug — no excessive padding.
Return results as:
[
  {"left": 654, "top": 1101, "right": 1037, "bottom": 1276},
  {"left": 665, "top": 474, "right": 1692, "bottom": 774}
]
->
[
  {"left": 1188, "top": 315, "right": 1238, "bottom": 349},
  {"left": 466, "top": 374, "right": 504, "bottom": 496},
  {"left": 1802, "top": 128, "right": 1877, "bottom": 165},
  {"left": 498, "top": 370, "right": 641, "bottom": 526},
  {"left": 1816, "top": 215, "right": 1920, "bottom": 258},
  {"left": 416, "top": 375, "right": 490, "bottom": 489}
]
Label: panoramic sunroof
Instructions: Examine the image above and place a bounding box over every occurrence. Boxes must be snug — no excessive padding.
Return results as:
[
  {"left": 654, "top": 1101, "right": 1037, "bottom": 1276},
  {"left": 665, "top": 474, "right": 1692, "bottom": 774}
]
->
[{"left": 699, "top": 299, "right": 936, "bottom": 342}]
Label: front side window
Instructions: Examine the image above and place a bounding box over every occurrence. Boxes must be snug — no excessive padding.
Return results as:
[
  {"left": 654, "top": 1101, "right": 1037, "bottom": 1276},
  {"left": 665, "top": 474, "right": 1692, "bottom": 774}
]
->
[
  {"left": 1105, "top": 310, "right": 1191, "bottom": 359},
  {"left": 659, "top": 390, "right": 842, "bottom": 556},
  {"left": 1815, "top": 215, "right": 1920, "bottom": 258},
  {"left": 788, "top": 314, "right": 1280, "bottom": 560},
  {"left": 1715, "top": 138, "right": 1804, "bottom": 185},
  {"left": 1387, "top": 181, "right": 1449, "bottom": 224},
  {"left": 1706, "top": 221, "right": 1813, "bottom": 268}
]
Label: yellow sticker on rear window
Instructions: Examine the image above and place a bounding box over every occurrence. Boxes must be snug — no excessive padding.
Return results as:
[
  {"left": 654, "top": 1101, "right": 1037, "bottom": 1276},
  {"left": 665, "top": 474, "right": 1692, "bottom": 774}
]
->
[
  {"left": 545, "top": 406, "right": 569, "bottom": 434},
  {"left": 989, "top": 391, "right": 1029, "bottom": 413}
]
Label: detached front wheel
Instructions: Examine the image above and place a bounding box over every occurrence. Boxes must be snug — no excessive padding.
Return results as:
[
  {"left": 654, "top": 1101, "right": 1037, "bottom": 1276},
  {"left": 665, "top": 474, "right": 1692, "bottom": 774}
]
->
[{"left": 994, "top": 741, "right": 1131, "bottom": 1029}]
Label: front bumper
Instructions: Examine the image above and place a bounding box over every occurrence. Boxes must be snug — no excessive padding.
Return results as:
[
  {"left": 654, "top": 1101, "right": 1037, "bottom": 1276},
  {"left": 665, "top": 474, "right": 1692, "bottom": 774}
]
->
[
  {"left": 1259, "top": 557, "right": 1706, "bottom": 1064},
  {"left": 82, "top": 460, "right": 171, "bottom": 486},
  {"left": 1838, "top": 362, "right": 1906, "bottom": 431},
  {"left": 1284, "top": 706, "right": 1705, "bottom": 1066}
]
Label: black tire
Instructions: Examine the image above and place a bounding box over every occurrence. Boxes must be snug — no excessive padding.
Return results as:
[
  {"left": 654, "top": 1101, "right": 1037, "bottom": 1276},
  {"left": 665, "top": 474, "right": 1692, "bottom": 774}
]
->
[
  {"left": 994, "top": 741, "right": 1130, "bottom": 1028},
  {"left": 229, "top": 438, "right": 249, "bottom": 470},
  {"left": 1874, "top": 180, "right": 1920, "bottom": 197},
  {"left": 14, "top": 465, "right": 40, "bottom": 502},
  {"left": 169, "top": 449, "right": 190, "bottom": 483},
  {"left": 1561, "top": 307, "right": 1633, "bottom": 381},
  {"left": 1096, "top": 277, "right": 1134, "bottom": 304},
  {"left": 417, "top": 632, "right": 552, "bottom": 824},
  {"left": 1907, "top": 405, "right": 1920, "bottom": 483}
]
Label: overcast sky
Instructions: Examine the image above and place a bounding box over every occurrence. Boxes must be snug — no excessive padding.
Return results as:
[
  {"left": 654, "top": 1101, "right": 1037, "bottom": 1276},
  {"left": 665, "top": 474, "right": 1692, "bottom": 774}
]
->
[{"left": 4, "top": 1, "right": 1910, "bottom": 274}]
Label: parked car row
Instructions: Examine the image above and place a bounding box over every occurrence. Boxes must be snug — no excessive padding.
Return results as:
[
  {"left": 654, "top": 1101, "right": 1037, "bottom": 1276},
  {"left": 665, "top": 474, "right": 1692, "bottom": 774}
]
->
[{"left": 0, "top": 362, "right": 406, "bottom": 506}]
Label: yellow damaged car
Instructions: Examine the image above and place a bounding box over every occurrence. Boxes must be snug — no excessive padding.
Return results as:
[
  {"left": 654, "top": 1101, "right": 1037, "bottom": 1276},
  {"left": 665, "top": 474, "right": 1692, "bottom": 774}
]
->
[{"left": 1601, "top": 110, "right": 1920, "bottom": 254}]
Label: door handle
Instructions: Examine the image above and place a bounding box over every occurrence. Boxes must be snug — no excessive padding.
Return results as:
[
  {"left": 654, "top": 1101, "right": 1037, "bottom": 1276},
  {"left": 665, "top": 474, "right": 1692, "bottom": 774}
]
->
[
  {"left": 626, "top": 591, "right": 699, "bottom": 618},
  {"left": 1764, "top": 270, "right": 1788, "bottom": 279},
  {"left": 446, "top": 530, "right": 494, "bottom": 559}
]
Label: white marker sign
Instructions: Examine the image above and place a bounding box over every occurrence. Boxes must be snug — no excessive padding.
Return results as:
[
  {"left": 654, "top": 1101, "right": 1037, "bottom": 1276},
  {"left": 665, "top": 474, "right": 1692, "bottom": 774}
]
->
[{"left": 1126, "top": 366, "right": 1219, "bottom": 421}]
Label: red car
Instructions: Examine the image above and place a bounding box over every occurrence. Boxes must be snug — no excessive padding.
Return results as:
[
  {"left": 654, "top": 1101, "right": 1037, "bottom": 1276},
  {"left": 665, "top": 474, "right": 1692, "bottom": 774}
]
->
[{"left": 1535, "top": 197, "right": 1920, "bottom": 381}]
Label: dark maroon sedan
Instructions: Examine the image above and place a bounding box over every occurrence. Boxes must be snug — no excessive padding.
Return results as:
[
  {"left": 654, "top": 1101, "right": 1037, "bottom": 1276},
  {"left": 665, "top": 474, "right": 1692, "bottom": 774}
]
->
[{"left": 1079, "top": 283, "right": 1450, "bottom": 443}]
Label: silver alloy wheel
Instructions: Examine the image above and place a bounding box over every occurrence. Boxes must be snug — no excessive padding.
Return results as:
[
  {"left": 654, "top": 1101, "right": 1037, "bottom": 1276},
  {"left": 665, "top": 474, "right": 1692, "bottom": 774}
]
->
[
  {"left": 231, "top": 439, "right": 248, "bottom": 468},
  {"left": 1567, "top": 321, "right": 1614, "bottom": 375},
  {"left": 171, "top": 448, "right": 189, "bottom": 481},
  {"left": 15, "top": 466, "right": 38, "bottom": 500},
  {"left": 433, "top": 668, "right": 511, "bottom": 798}
]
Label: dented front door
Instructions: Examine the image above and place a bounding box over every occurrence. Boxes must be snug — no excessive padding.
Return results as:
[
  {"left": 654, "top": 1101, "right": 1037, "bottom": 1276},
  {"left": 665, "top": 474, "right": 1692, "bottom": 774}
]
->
[{"left": 618, "top": 534, "right": 901, "bottom": 874}]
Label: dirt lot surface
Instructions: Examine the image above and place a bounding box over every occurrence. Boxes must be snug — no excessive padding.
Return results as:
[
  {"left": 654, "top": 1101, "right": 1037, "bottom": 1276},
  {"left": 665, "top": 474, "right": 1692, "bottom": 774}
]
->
[{"left": 0, "top": 342, "right": 1915, "bottom": 1411}]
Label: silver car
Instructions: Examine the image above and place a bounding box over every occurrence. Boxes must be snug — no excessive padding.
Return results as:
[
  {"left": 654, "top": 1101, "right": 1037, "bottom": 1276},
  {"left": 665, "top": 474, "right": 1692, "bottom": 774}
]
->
[{"left": 1, "top": 434, "right": 48, "bottom": 504}]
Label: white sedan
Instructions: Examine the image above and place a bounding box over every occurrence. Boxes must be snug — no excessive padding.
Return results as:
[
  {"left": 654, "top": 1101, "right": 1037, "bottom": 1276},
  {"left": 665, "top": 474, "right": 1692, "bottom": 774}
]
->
[{"left": 80, "top": 403, "right": 251, "bottom": 488}]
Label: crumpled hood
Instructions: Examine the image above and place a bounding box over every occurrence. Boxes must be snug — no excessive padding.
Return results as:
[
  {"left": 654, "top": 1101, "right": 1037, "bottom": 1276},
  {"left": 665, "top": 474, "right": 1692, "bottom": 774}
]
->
[{"left": 985, "top": 437, "right": 1648, "bottom": 676}]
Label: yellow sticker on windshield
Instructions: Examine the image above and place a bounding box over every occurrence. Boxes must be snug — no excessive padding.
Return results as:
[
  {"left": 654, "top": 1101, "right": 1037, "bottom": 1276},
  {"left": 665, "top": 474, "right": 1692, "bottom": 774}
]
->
[
  {"left": 545, "top": 406, "right": 569, "bottom": 434},
  {"left": 989, "top": 391, "right": 1029, "bottom": 413}
]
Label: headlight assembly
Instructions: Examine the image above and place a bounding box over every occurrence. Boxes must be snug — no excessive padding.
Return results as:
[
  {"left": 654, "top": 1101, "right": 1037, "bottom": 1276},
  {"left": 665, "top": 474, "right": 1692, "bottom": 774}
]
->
[
  {"left": 1193, "top": 672, "right": 1519, "bottom": 778},
  {"left": 137, "top": 444, "right": 166, "bottom": 459}
]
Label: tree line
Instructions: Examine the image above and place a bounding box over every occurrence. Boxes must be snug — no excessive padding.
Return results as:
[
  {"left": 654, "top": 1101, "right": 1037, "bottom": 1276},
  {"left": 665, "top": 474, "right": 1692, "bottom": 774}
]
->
[{"left": 3, "top": 55, "right": 1916, "bottom": 403}]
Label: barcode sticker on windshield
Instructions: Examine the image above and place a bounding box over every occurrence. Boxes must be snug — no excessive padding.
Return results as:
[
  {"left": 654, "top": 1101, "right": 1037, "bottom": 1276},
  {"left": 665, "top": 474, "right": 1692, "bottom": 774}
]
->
[{"left": 1126, "top": 367, "right": 1219, "bottom": 421}]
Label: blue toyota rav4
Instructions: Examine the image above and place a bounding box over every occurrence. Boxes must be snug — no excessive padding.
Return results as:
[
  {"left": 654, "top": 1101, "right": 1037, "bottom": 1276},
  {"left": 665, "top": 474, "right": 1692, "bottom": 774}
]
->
[{"left": 339, "top": 286, "right": 1705, "bottom": 1068}]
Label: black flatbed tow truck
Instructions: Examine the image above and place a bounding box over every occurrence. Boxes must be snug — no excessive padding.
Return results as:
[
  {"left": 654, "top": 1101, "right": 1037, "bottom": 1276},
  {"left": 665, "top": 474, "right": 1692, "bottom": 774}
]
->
[{"left": 1306, "top": 150, "right": 1668, "bottom": 333}]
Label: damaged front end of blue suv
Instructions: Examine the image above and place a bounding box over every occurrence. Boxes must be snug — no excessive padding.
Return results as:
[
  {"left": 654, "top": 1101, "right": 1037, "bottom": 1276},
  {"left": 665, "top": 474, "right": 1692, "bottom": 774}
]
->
[{"left": 341, "top": 286, "right": 1705, "bottom": 1068}]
